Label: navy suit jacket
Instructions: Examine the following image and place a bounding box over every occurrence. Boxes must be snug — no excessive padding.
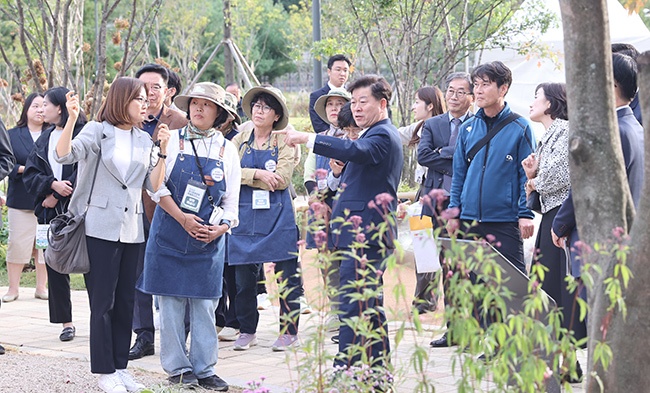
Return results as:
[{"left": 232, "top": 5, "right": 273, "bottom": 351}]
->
[
  {"left": 309, "top": 84, "right": 331, "bottom": 134},
  {"left": 313, "top": 118, "right": 403, "bottom": 249},
  {"left": 630, "top": 93, "right": 642, "bottom": 125},
  {"left": 7, "top": 125, "right": 36, "bottom": 210},
  {"left": 417, "top": 112, "right": 472, "bottom": 217},
  {"left": 553, "top": 106, "right": 644, "bottom": 276}
]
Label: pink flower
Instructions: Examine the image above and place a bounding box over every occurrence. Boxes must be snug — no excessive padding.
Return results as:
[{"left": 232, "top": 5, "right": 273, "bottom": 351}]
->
[
  {"left": 486, "top": 234, "right": 496, "bottom": 243},
  {"left": 574, "top": 241, "right": 592, "bottom": 255},
  {"left": 348, "top": 215, "right": 363, "bottom": 229},
  {"left": 310, "top": 201, "right": 329, "bottom": 218},
  {"left": 359, "top": 255, "right": 368, "bottom": 269},
  {"left": 446, "top": 270, "right": 453, "bottom": 279},
  {"left": 315, "top": 168, "right": 329, "bottom": 180},
  {"left": 376, "top": 270, "right": 383, "bottom": 278},
  {"left": 297, "top": 239, "right": 306, "bottom": 247},
  {"left": 440, "top": 207, "right": 459, "bottom": 220},
  {"left": 367, "top": 200, "right": 377, "bottom": 209},
  {"left": 374, "top": 193, "right": 394, "bottom": 208},
  {"left": 612, "top": 226, "right": 625, "bottom": 240},
  {"left": 355, "top": 233, "right": 366, "bottom": 243},
  {"left": 314, "top": 230, "right": 328, "bottom": 248}
]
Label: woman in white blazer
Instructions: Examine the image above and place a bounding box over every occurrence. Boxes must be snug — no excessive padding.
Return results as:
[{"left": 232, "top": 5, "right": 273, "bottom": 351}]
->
[{"left": 55, "top": 77, "right": 170, "bottom": 393}]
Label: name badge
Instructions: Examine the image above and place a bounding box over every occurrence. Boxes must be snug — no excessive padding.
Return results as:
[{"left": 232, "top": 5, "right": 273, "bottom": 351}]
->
[
  {"left": 264, "top": 159, "right": 277, "bottom": 172},
  {"left": 211, "top": 167, "right": 224, "bottom": 182},
  {"left": 180, "top": 179, "right": 207, "bottom": 213},
  {"left": 317, "top": 178, "right": 328, "bottom": 191},
  {"left": 252, "top": 189, "right": 270, "bottom": 209}
]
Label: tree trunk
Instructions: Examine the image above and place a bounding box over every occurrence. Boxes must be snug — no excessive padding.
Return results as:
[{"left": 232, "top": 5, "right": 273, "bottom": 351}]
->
[
  {"left": 559, "top": 0, "right": 634, "bottom": 391},
  {"left": 223, "top": 0, "right": 234, "bottom": 84},
  {"left": 604, "top": 52, "right": 650, "bottom": 392}
]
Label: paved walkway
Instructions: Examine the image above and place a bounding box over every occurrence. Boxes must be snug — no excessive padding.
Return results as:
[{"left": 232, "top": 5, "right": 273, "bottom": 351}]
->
[{"left": 0, "top": 254, "right": 587, "bottom": 392}]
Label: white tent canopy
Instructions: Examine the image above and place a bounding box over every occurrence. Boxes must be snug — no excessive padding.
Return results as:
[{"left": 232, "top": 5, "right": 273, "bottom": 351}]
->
[{"left": 480, "top": 0, "right": 650, "bottom": 123}]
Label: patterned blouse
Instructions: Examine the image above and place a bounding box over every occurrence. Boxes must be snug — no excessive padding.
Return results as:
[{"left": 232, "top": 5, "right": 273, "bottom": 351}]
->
[{"left": 532, "top": 118, "right": 570, "bottom": 214}]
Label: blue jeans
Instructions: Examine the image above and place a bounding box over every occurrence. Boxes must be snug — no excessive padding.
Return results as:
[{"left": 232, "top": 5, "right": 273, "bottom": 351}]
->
[
  {"left": 335, "top": 246, "right": 390, "bottom": 367},
  {"left": 159, "top": 296, "right": 219, "bottom": 379},
  {"left": 234, "top": 258, "right": 301, "bottom": 335}
]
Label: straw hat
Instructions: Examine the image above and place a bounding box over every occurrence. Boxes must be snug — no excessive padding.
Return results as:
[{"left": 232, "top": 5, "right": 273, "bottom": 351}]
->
[
  {"left": 314, "top": 88, "right": 351, "bottom": 124},
  {"left": 242, "top": 86, "right": 289, "bottom": 130},
  {"left": 223, "top": 92, "right": 242, "bottom": 124},
  {"left": 174, "top": 82, "right": 227, "bottom": 113}
]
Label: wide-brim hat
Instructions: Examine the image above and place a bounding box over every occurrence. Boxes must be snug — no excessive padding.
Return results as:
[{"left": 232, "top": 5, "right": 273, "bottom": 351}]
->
[
  {"left": 174, "top": 82, "right": 227, "bottom": 114},
  {"left": 314, "top": 88, "right": 351, "bottom": 124},
  {"left": 242, "top": 86, "right": 289, "bottom": 130},
  {"left": 223, "top": 92, "right": 242, "bottom": 125}
]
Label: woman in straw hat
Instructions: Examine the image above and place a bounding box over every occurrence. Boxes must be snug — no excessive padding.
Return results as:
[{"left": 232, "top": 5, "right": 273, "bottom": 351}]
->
[
  {"left": 137, "top": 82, "right": 240, "bottom": 391},
  {"left": 229, "top": 85, "right": 302, "bottom": 352}
]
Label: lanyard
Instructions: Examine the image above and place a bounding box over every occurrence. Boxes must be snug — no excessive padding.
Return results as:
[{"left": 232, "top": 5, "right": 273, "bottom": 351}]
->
[{"left": 189, "top": 138, "right": 226, "bottom": 207}]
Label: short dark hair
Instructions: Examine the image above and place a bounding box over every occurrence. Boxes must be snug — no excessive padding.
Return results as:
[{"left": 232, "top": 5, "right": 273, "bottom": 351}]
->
[
  {"left": 612, "top": 53, "right": 638, "bottom": 102},
  {"left": 166, "top": 69, "right": 182, "bottom": 100},
  {"left": 135, "top": 63, "right": 169, "bottom": 85},
  {"left": 445, "top": 72, "right": 473, "bottom": 94},
  {"left": 337, "top": 102, "right": 357, "bottom": 129},
  {"left": 471, "top": 61, "right": 512, "bottom": 89},
  {"left": 186, "top": 97, "right": 230, "bottom": 129},
  {"left": 347, "top": 74, "right": 392, "bottom": 103},
  {"left": 250, "top": 92, "right": 284, "bottom": 128},
  {"left": 44, "top": 86, "right": 87, "bottom": 128},
  {"left": 16, "top": 92, "right": 44, "bottom": 128},
  {"left": 327, "top": 54, "right": 351, "bottom": 69},
  {"left": 612, "top": 43, "right": 640, "bottom": 60},
  {"left": 535, "top": 82, "right": 568, "bottom": 120},
  {"left": 97, "top": 77, "right": 147, "bottom": 126}
]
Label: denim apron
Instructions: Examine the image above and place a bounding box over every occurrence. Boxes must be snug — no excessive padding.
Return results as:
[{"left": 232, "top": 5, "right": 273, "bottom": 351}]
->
[
  {"left": 228, "top": 132, "right": 297, "bottom": 264},
  {"left": 138, "top": 132, "right": 227, "bottom": 299}
]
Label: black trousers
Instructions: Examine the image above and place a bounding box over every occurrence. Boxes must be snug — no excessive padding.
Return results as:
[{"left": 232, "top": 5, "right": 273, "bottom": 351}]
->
[
  {"left": 45, "top": 263, "right": 72, "bottom": 324},
  {"left": 84, "top": 236, "right": 141, "bottom": 374}
]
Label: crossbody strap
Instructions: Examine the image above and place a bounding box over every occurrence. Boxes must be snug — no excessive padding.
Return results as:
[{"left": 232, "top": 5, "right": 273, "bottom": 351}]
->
[
  {"left": 466, "top": 112, "right": 521, "bottom": 163},
  {"left": 189, "top": 138, "right": 226, "bottom": 207}
]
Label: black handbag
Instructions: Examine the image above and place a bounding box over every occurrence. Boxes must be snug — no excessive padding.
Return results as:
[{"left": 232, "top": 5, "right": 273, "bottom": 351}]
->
[
  {"left": 44, "top": 151, "right": 101, "bottom": 275},
  {"left": 526, "top": 190, "right": 542, "bottom": 214}
]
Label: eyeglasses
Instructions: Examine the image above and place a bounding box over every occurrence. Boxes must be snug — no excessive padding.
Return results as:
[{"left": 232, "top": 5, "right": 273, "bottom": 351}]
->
[
  {"left": 446, "top": 89, "right": 471, "bottom": 98},
  {"left": 146, "top": 84, "right": 165, "bottom": 93},
  {"left": 252, "top": 103, "right": 273, "bottom": 114},
  {"left": 134, "top": 97, "right": 149, "bottom": 107}
]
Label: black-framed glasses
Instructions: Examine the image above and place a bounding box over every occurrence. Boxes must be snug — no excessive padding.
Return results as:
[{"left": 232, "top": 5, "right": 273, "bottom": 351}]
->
[
  {"left": 252, "top": 103, "right": 273, "bottom": 114},
  {"left": 446, "top": 89, "right": 471, "bottom": 98}
]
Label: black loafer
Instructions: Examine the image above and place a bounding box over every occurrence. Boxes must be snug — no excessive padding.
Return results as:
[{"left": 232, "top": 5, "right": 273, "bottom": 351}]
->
[
  {"left": 198, "top": 374, "right": 229, "bottom": 391},
  {"left": 430, "top": 332, "right": 455, "bottom": 348},
  {"left": 128, "top": 339, "right": 155, "bottom": 360},
  {"left": 59, "top": 327, "right": 75, "bottom": 342},
  {"left": 0, "top": 343, "right": 5, "bottom": 355},
  {"left": 331, "top": 335, "right": 339, "bottom": 344}
]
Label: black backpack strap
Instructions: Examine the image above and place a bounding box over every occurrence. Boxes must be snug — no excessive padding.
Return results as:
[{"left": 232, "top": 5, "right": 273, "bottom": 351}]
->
[{"left": 466, "top": 113, "right": 521, "bottom": 163}]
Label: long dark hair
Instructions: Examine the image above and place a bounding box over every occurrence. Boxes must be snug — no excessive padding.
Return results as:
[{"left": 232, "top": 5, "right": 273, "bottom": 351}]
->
[
  {"left": 44, "top": 87, "right": 88, "bottom": 128},
  {"left": 409, "top": 86, "right": 446, "bottom": 147},
  {"left": 16, "top": 93, "right": 47, "bottom": 129}
]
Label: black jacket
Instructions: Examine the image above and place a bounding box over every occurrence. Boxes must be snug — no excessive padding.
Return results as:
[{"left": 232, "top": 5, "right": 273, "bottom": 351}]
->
[{"left": 23, "top": 126, "right": 78, "bottom": 224}]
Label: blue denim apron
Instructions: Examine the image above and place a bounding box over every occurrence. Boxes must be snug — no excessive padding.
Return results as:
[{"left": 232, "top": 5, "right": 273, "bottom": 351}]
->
[
  {"left": 228, "top": 133, "right": 297, "bottom": 264},
  {"left": 138, "top": 134, "right": 227, "bottom": 299},
  {"left": 305, "top": 154, "right": 333, "bottom": 249}
]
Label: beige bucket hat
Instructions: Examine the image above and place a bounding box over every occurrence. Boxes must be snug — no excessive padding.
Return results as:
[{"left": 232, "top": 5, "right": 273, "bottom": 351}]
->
[
  {"left": 314, "top": 88, "right": 351, "bottom": 124},
  {"left": 223, "top": 92, "right": 242, "bottom": 125},
  {"left": 242, "top": 85, "right": 289, "bottom": 130},
  {"left": 174, "top": 82, "right": 227, "bottom": 113}
]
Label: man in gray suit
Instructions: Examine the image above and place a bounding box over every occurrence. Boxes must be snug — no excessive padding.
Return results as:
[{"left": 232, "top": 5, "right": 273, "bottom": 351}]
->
[{"left": 417, "top": 72, "right": 473, "bottom": 345}]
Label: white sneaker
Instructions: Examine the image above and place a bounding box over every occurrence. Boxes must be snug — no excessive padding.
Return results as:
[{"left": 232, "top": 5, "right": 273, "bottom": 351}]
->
[
  {"left": 299, "top": 296, "right": 313, "bottom": 314},
  {"left": 257, "top": 293, "right": 272, "bottom": 310},
  {"left": 98, "top": 372, "right": 128, "bottom": 393},
  {"left": 218, "top": 326, "right": 240, "bottom": 341},
  {"left": 117, "top": 369, "right": 145, "bottom": 392}
]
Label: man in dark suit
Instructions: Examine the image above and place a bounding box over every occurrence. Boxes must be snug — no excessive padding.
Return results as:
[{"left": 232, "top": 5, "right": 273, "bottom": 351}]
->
[
  {"left": 280, "top": 75, "right": 403, "bottom": 368},
  {"left": 417, "top": 72, "right": 474, "bottom": 345},
  {"left": 129, "top": 63, "right": 188, "bottom": 360},
  {"left": 612, "top": 43, "right": 642, "bottom": 125},
  {"left": 309, "top": 54, "right": 351, "bottom": 134},
  {"left": 552, "top": 53, "right": 645, "bottom": 267}
]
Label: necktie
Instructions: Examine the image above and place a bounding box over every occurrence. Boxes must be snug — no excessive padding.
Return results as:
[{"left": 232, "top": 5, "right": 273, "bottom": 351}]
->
[
  {"left": 449, "top": 117, "right": 461, "bottom": 149},
  {"left": 443, "top": 118, "right": 462, "bottom": 191}
]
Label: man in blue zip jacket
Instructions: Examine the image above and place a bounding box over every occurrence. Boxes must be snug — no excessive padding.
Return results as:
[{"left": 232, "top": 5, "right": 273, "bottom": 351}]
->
[{"left": 447, "top": 61, "right": 535, "bottom": 273}]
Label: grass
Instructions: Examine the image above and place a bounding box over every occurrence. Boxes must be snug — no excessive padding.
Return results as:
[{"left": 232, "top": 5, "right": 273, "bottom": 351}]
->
[{"left": 0, "top": 262, "right": 87, "bottom": 290}]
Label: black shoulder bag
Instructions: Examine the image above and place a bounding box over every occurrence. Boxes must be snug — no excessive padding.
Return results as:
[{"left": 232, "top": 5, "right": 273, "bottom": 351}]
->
[{"left": 466, "top": 112, "right": 522, "bottom": 163}]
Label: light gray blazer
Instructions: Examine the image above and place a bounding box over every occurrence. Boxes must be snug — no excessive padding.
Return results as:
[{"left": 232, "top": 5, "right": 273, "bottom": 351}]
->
[{"left": 56, "top": 121, "right": 155, "bottom": 243}]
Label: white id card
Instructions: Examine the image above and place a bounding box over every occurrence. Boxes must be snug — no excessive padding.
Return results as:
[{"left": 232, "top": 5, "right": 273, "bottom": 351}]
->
[
  {"left": 35, "top": 224, "right": 49, "bottom": 249},
  {"left": 180, "top": 179, "right": 207, "bottom": 213},
  {"left": 317, "top": 178, "right": 327, "bottom": 191},
  {"left": 252, "top": 190, "right": 270, "bottom": 209}
]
